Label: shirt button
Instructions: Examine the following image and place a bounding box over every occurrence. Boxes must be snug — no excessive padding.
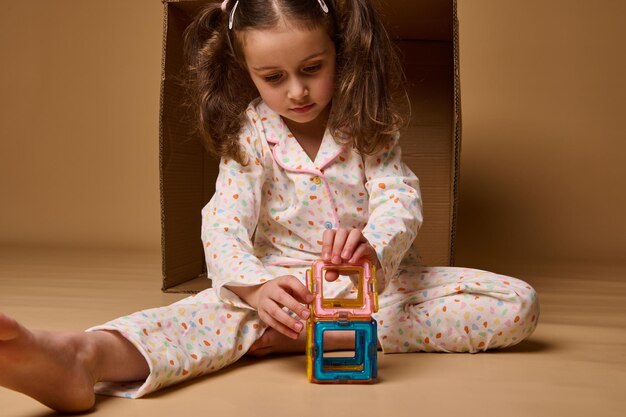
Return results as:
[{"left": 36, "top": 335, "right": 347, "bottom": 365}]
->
[
  {"left": 312, "top": 176, "right": 322, "bottom": 185},
  {"left": 324, "top": 221, "right": 333, "bottom": 230}
]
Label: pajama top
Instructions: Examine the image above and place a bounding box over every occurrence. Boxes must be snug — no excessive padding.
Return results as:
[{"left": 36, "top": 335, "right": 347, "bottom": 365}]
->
[{"left": 201, "top": 98, "right": 423, "bottom": 309}]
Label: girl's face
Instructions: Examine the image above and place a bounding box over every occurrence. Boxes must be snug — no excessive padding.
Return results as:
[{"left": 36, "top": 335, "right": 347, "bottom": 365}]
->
[{"left": 240, "top": 22, "right": 336, "bottom": 134}]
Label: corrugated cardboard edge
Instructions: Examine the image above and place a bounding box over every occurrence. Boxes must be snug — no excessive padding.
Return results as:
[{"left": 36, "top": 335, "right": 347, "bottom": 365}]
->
[
  {"left": 450, "top": 0, "right": 462, "bottom": 266},
  {"left": 159, "top": 0, "right": 210, "bottom": 294},
  {"left": 159, "top": 0, "right": 170, "bottom": 291}
]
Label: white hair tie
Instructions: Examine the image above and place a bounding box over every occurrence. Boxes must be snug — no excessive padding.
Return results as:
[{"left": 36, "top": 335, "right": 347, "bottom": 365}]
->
[
  {"left": 229, "top": 0, "right": 240, "bottom": 29},
  {"left": 224, "top": 0, "right": 329, "bottom": 30},
  {"left": 318, "top": 0, "right": 329, "bottom": 13}
]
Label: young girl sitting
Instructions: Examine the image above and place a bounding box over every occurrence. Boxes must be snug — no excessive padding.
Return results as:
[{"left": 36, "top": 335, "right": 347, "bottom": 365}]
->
[{"left": 0, "top": 0, "right": 539, "bottom": 412}]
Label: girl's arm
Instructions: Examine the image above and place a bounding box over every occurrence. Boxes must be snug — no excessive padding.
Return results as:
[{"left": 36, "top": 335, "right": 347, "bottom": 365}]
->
[
  {"left": 201, "top": 119, "right": 274, "bottom": 310},
  {"left": 361, "top": 133, "right": 423, "bottom": 293},
  {"left": 202, "top": 112, "right": 313, "bottom": 339}
]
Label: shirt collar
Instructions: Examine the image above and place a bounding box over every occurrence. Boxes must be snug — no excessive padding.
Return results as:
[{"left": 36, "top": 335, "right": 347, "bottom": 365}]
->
[{"left": 253, "top": 100, "right": 346, "bottom": 173}]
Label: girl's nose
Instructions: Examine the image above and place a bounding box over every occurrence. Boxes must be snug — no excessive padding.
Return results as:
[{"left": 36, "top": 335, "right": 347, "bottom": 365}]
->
[{"left": 287, "top": 79, "right": 309, "bottom": 101}]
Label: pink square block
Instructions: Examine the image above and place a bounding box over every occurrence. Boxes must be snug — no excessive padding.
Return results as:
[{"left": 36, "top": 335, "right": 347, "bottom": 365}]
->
[{"left": 306, "top": 259, "right": 378, "bottom": 319}]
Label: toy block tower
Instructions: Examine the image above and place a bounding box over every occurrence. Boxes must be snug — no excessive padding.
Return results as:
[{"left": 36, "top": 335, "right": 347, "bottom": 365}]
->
[{"left": 305, "top": 259, "right": 379, "bottom": 383}]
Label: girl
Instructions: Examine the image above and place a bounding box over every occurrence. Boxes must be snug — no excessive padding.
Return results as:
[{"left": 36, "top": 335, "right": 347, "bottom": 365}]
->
[{"left": 0, "top": 0, "right": 539, "bottom": 412}]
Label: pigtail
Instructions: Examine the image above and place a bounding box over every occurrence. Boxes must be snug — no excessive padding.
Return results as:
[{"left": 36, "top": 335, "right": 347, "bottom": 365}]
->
[
  {"left": 182, "top": 2, "right": 257, "bottom": 165},
  {"left": 330, "top": 0, "right": 409, "bottom": 154}
]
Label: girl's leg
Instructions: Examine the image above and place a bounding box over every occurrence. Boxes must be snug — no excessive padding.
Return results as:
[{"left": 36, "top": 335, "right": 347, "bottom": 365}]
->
[
  {"left": 374, "top": 265, "right": 540, "bottom": 353},
  {"left": 86, "top": 288, "right": 266, "bottom": 398},
  {"left": 1, "top": 288, "right": 268, "bottom": 411},
  {"left": 0, "top": 313, "right": 149, "bottom": 412}
]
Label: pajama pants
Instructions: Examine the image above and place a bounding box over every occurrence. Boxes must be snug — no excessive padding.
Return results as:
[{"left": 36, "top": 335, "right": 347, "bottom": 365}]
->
[{"left": 86, "top": 262, "right": 539, "bottom": 398}]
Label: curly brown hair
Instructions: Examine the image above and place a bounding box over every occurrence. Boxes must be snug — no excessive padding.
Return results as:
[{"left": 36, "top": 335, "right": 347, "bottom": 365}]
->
[{"left": 182, "top": 0, "right": 409, "bottom": 165}]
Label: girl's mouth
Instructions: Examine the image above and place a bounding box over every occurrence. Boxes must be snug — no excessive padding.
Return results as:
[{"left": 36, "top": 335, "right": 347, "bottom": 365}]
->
[{"left": 291, "top": 103, "right": 315, "bottom": 113}]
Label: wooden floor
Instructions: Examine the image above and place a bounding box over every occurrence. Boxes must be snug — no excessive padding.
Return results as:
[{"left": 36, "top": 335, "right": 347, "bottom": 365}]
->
[{"left": 1, "top": 246, "right": 625, "bottom": 417}]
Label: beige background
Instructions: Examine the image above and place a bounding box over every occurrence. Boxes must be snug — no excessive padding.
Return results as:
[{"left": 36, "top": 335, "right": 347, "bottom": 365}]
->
[
  {"left": 1, "top": 2, "right": 625, "bottom": 416},
  {"left": 0, "top": 0, "right": 624, "bottom": 270}
]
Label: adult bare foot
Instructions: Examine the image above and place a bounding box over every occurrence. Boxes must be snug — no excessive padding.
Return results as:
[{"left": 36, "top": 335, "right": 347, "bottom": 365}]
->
[{"left": 0, "top": 313, "right": 98, "bottom": 412}]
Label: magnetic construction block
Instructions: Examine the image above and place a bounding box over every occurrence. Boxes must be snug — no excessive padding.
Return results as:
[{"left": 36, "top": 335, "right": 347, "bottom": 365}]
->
[
  {"left": 306, "top": 319, "right": 378, "bottom": 383},
  {"left": 305, "top": 259, "right": 379, "bottom": 383},
  {"left": 307, "top": 259, "right": 379, "bottom": 319}
]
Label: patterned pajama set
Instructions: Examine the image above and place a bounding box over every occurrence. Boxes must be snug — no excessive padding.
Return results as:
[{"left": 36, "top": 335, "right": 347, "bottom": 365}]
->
[{"left": 87, "top": 98, "right": 540, "bottom": 398}]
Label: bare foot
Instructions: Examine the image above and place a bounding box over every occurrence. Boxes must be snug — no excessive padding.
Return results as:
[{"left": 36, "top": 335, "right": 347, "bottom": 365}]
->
[
  {"left": 246, "top": 321, "right": 362, "bottom": 357},
  {"left": 0, "top": 313, "right": 98, "bottom": 412},
  {"left": 246, "top": 321, "right": 307, "bottom": 357}
]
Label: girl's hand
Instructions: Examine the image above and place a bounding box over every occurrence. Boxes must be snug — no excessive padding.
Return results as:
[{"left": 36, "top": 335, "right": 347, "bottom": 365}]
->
[
  {"left": 321, "top": 228, "right": 381, "bottom": 282},
  {"left": 255, "top": 275, "right": 313, "bottom": 340}
]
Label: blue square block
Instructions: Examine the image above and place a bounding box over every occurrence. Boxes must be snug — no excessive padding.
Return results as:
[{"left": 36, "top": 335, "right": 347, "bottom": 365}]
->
[{"left": 310, "top": 319, "right": 378, "bottom": 382}]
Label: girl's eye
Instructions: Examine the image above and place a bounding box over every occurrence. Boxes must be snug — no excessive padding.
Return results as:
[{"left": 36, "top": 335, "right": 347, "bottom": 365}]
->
[
  {"left": 264, "top": 74, "right": 282, "bottom": 83},
  {"left": 304, "top": 64, "right": 321, "bottom": 73}
]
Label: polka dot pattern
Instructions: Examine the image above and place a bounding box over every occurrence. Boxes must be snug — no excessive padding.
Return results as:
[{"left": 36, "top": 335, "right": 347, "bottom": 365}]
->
[{"left": 86, "top": 99, "right": 539, "bottom": 397}]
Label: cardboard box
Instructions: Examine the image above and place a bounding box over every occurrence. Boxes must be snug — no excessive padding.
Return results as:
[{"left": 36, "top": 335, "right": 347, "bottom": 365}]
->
[{"left": 159, "top": 0, "right": 461, "bottom": 292}]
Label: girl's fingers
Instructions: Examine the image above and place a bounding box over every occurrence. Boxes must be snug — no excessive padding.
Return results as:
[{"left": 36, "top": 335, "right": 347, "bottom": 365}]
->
[
  {"left": 266, "top": 315, "right": 299, "bottom": 340},
  {"left": 281, "top": 276, "right": 314, "bottom": 306},
  {"left": 324, "top": 269, "right": 338, "bottom": 282},
  {"left": 349, "top": 243, "right": 374, "bottom": 264},
  {"left": 341, "top": 229, "right": 365, "bottom": 261},
  {"left": 321, "top": 229, "right": 335, "bottom": 261},
  {"left": 273, "top": 286, "right": 311, "bottom": 322},
  {"left": 259, "top": 301, "right": 301, "bottom": 339},
  {"left": 331, "top": 228, "right": 349, "bottom": 263}
]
